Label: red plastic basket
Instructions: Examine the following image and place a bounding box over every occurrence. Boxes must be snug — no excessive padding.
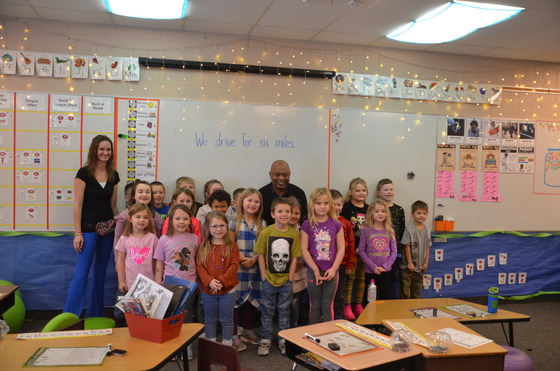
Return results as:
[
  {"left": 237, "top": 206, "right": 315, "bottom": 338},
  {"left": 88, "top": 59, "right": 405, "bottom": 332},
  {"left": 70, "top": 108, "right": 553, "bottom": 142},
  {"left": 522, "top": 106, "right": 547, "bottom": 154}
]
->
[{"left": 125, "top": 311, "right": 185, "bottom": 343}]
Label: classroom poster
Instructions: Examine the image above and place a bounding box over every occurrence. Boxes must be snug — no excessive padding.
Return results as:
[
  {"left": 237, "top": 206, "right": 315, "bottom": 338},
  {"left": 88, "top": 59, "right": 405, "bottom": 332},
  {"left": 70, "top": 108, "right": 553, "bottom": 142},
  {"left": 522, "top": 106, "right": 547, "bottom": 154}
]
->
[
  {"left": 533, "top": 122, "right": 560, "bottom": 194},
  {"left": 17, "top": 51, "right": 35, "bottom": 75},
  {"left": 53, "top": 54, "right": 72, "bottom": 78},
  {"left": 35, "top": 53, "right": 53, "bottom": 77},
  {"left": 517, "top": 147, "right": 534, "bottom": 173},
  {"left": 447, "top": 118, "right": 465, "bottom": 143},
  {"left": 459, "top": 145, "right": 477, "bottom": 171},
  {"left": 436, "top": 144, "right": 456, "bottom": 171},
  {"left": 465, "top": 118, "right": 482, "bottom": 144},
  {"left": 481, "top": 146, "right": 499, "bottom": 172},
  {"left": 501, "top": 121, "right": 519, "bottom": 146},
  {"left": 500, "top": 146, "right": 518, "bottom": 173},
  {"left": 483, "top": 119, "right": 501, "bottom": 145},
  {"left": 126, "top": 99, "right": 158, "bottom": 183},
  {"left": 0, "top": 50, "right": 17, "bottom": 74}
]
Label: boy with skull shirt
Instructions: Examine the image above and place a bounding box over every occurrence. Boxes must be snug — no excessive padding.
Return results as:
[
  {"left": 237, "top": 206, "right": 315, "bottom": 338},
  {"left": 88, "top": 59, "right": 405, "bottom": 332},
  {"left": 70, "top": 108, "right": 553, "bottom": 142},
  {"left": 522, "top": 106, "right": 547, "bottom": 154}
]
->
[{"left": 254, "top": 197, "right": 301, "bottom": 356}]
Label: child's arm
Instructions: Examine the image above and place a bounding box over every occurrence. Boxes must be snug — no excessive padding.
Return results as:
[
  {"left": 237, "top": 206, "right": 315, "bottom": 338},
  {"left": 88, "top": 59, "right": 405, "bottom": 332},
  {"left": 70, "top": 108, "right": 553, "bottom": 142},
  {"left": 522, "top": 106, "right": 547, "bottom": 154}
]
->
[
  {"left": 116, "top": 250, "right": 128, "bottom": 293},
  {"left": 257, "top": 254, "right": 267, "bottom": 281},
  {"left": 289, "top": 257, "right": 297, "bottom": 282},
  {"left": 422, "top": 247, "right": 430, "bottom": 272},
  {"left": 300, "top": 229, "right": 322, "bottom": 285},
  {"left": 404, "top": 245, "right": 415, "bottom": 271},
  {"left": 324, "top": 228, "right": 345, "bottom": 281},
  {"left": 383, "top": 238, "right": 398, "bottom": 271},
  {"left": 155, "top": 260, "right": 164, "bottom": 284},
  {"left": 113, "top": 211, "right": 126, "bottom": 248}
]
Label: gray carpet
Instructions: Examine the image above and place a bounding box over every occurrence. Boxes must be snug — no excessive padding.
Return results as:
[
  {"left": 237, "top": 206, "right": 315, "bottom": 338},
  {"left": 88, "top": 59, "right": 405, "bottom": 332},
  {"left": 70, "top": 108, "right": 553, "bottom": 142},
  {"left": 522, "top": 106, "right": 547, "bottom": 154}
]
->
[{"left": 17, "top": 295, "right": 559, "bottom": 370}]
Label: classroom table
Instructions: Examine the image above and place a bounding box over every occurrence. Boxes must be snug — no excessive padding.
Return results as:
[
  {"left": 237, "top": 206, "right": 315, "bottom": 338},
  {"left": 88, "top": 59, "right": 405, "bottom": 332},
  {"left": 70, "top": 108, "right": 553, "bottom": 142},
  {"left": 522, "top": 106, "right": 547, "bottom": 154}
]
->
[
  {"left": 356, "top": 297, "right": 530, "bottom": 347},
  {"left": 279, "top": 319, "right": 420, "bottom": 370},
  {"left": 382, "top": 317, "right": 507, "bottom": 371},
  {"left": 0, "top": 285, "right": 18, "bottom": 316},
  {"left": 0, "top": 323, "right": 203, "bottom": 370}
]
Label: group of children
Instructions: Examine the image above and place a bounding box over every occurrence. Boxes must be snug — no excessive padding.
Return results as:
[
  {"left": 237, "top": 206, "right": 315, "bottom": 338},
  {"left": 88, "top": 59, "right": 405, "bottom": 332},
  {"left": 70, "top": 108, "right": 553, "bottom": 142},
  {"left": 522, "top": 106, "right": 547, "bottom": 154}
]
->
[{"left": 112, "top": 175, "right": 432, "bottom": 357}]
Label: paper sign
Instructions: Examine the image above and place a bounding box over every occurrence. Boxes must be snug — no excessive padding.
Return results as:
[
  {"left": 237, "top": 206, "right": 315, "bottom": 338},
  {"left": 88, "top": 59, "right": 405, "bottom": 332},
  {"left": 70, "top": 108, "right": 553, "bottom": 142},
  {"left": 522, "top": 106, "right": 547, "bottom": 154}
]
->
[
  {"left": 454, "top": 268, "right": 463, "bottom": 282},
  {"left": 423, "top": 274, "right": 432, "bottom": 289},
  {"left": 434, "top": 249, "right": 444, "bottom": 261},
  {"left": 465, "top": 263, "right": 474, "bottom": 275},
  {"left": 499, "top": 253, "right": 508, "bottom": 265},
  {"left": 518, "top": 272, "right": 527, "bottom": 284},
  {"left": 498, "top": 273, "right": 507, "bottom": 285},
  {"left": 508, "top": 273, "right": 517, "bottom": 284},
  {"left": 444, "top": 274, "right": 453, "bottom": 286},
  {"left": 477, "top": 258, "right": 485, "bottom": 271},
  {"left": 487, "top": 255, "right": 496, "bottom": 267}
]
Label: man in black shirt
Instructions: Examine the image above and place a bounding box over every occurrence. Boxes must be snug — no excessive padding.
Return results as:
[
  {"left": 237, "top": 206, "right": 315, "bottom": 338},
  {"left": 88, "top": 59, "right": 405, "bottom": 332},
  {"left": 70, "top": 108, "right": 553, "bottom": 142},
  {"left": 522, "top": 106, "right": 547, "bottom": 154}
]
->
[{"left": 259, "top": 160, "right": 307, "bottom": 226}]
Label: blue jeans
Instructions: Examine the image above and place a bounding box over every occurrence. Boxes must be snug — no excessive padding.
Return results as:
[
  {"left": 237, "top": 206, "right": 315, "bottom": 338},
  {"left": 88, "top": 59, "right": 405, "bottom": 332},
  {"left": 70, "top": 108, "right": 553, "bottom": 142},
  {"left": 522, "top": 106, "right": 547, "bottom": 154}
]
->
[
  {"left": 64, "top": 232, "right": 113, "bottom": 317},
  {"left": 201, "top": 291, "right": 235, "bottom": 342},
  {"left": 261, "top": 279, "right": 292, "bottom": 340}
]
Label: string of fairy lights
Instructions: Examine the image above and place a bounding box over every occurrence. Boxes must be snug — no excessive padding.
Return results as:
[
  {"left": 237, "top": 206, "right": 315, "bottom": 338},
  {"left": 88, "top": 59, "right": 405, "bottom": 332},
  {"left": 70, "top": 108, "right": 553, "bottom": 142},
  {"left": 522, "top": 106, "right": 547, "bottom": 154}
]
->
[{"left": 1, "top": 18, "right": 559, "bottom": 143}]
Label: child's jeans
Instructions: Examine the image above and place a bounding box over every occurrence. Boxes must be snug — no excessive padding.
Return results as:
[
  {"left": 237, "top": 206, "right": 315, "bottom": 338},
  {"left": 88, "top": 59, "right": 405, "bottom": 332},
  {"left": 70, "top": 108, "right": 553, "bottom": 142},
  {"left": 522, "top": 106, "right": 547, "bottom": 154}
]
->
[
  {"left": 261, "top": 280, "right": 292, "bottom": 340},
  {"left": 201, "top": 291, "right": 235, "bottom": 342}
]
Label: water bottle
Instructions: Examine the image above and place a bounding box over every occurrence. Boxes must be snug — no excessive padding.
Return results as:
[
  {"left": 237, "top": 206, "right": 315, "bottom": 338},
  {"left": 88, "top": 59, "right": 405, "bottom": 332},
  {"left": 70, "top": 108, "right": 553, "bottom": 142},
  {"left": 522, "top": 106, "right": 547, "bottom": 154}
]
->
[
  {"left": 487, "top": 287, "right": 499, "bottom": 313},
  {"left": 367, "top": 279, "right": 377, "bottom": 303}
]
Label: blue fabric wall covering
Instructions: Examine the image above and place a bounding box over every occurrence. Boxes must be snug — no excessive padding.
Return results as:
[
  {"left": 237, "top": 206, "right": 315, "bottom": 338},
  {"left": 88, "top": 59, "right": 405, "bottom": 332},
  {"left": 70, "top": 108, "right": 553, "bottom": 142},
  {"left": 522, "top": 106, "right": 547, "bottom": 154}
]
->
[
  {"left": 423, "top": 234, "right": 560, "bottom": 298},
  {"left": 1, "top": 233, "right": 558, "bottom": 310},
  {"left": 0, "top": 235, "right": 117, "bottom": 311}
]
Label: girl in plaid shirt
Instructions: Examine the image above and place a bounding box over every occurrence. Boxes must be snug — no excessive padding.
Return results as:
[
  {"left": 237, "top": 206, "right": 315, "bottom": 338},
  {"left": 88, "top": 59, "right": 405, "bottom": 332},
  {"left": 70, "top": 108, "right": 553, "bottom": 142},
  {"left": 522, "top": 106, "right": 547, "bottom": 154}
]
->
[{"left": 228, "top": 188, "right": 266, "bottom": 351}]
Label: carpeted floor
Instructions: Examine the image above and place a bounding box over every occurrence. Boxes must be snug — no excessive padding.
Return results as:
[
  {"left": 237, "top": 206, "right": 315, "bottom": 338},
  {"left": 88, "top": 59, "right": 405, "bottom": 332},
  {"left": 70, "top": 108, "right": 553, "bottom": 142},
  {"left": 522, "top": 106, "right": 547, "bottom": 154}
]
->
[{"left": 15, "top": 295, "right": 560, "bottom": 370}]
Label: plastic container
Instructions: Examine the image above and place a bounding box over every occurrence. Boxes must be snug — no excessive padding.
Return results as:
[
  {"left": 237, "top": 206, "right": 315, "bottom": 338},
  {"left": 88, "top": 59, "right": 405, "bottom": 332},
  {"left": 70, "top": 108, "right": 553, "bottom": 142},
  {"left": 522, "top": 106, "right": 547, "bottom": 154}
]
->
[
  {"left": 434, "top": 221, "right": 446, "bottom": 231},
  {"left": 445, "top": 220, "right": 455, "bottom": 231},
  {"left": 367, "top": 279, "right": 377, "bottom": 303},
  {"left": 125, "top": 311, "right": 185, "bottom": 343},
  {"left": 487, "top": 287, "right": 499, "bottom": 313}
]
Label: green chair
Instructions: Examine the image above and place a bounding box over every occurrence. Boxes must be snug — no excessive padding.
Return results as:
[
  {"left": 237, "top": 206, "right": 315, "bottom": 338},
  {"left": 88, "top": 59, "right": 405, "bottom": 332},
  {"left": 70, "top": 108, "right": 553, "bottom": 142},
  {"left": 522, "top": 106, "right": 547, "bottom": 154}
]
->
[
  {"left": 84, "top": 317, "right": 116, "bottom": 329},
  {"left": 0, "top": 280, "right": 25, "bottom": 333},
  {"left": 42, "top": 312, "right": 80, "bottom": 332}
]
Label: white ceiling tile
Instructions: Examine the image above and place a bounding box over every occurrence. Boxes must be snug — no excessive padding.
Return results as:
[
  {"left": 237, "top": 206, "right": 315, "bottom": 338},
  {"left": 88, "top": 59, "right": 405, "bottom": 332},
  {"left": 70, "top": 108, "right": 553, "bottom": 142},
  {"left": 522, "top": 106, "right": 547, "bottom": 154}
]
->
[
  {"left": 183, "top": 20, "right": 253, "bottom": 35},
  {"left": 479, "top": 48, "right": 544, "bottom": 60},
  {"left": 249, "top": 25, "right": 318, "bottom": 40},
  {"left": 313, "top": 31, "right": 380, "bottom": 45},
  {"left": 33, "top": 7, "right": 113, "bottom": 24},
  {"left": 27, "top": 0, "right": 107, "bottom": 12}
]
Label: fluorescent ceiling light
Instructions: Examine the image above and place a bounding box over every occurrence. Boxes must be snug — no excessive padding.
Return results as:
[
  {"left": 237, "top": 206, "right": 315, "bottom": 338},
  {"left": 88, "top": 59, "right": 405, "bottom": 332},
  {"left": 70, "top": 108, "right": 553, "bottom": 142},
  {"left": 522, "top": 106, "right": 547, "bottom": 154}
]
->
[
  {"left": 104, "top": 0, "right": 188, "bottom": 19},
  {"left": 386, "top": 1, "right": 524, "bottom": 44}
]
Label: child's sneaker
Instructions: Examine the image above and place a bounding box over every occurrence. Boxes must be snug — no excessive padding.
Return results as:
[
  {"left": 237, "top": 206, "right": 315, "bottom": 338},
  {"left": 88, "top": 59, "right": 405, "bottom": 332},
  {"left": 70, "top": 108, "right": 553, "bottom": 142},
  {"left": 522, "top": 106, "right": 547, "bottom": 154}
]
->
[
  {"left": 278, "top": 338, "right": 286, "bottom": 355},
  {"left": 240, "top": 329, "right": 261, "bottom": 345},
  {"left": 187, "top": 344, "right": 193, "bottom": 360},
  {"left": 352, "top": 303, "right": 364, "bottom": 317},
  {"left": 232, "top": 336, "right": 247, "bottom": 352},
  {"left": 257, "top": 339, "right": 271, "bottom": 356},
  {"left": 344, "top": 304, "right": 356, "bottom": 320},
  {"left": 222, "top": 339, "right": 233, "bottom": 346}
]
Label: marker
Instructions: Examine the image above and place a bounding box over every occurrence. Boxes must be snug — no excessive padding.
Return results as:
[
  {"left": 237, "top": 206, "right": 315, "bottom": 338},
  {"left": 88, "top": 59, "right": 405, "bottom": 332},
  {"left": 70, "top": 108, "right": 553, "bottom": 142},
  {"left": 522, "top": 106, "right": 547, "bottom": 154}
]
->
[
  {"left": 106, "top": 343, "right": 112, "bottom": 356},
  {"left": 305, "top": 333, "right": 320, "bottom": 343}
]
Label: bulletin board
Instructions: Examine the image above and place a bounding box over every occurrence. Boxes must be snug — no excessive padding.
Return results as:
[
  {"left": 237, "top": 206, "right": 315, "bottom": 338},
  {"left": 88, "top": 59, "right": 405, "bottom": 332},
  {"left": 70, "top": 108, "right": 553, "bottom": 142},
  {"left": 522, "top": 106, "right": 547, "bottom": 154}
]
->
[
  {"left": 0, "top": 91, "right": 114, "bottom": 231},
  {"left": 430, "top": 119, "right": 560, "bottom": 231}
]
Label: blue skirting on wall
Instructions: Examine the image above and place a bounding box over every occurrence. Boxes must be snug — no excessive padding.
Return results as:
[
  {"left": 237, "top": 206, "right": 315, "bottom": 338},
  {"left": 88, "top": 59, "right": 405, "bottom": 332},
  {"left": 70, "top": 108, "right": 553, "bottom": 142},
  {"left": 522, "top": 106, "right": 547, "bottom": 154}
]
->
[{"left": 0, "top": 233, "right": 559, "bottom": 310}]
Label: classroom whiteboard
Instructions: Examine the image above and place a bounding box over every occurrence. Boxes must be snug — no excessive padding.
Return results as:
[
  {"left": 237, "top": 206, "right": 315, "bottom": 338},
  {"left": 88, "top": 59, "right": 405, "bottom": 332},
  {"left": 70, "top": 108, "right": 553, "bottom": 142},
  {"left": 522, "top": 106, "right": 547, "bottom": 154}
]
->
[{"left": 115, "top": 100, "right": 329, "bottom": 210}]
